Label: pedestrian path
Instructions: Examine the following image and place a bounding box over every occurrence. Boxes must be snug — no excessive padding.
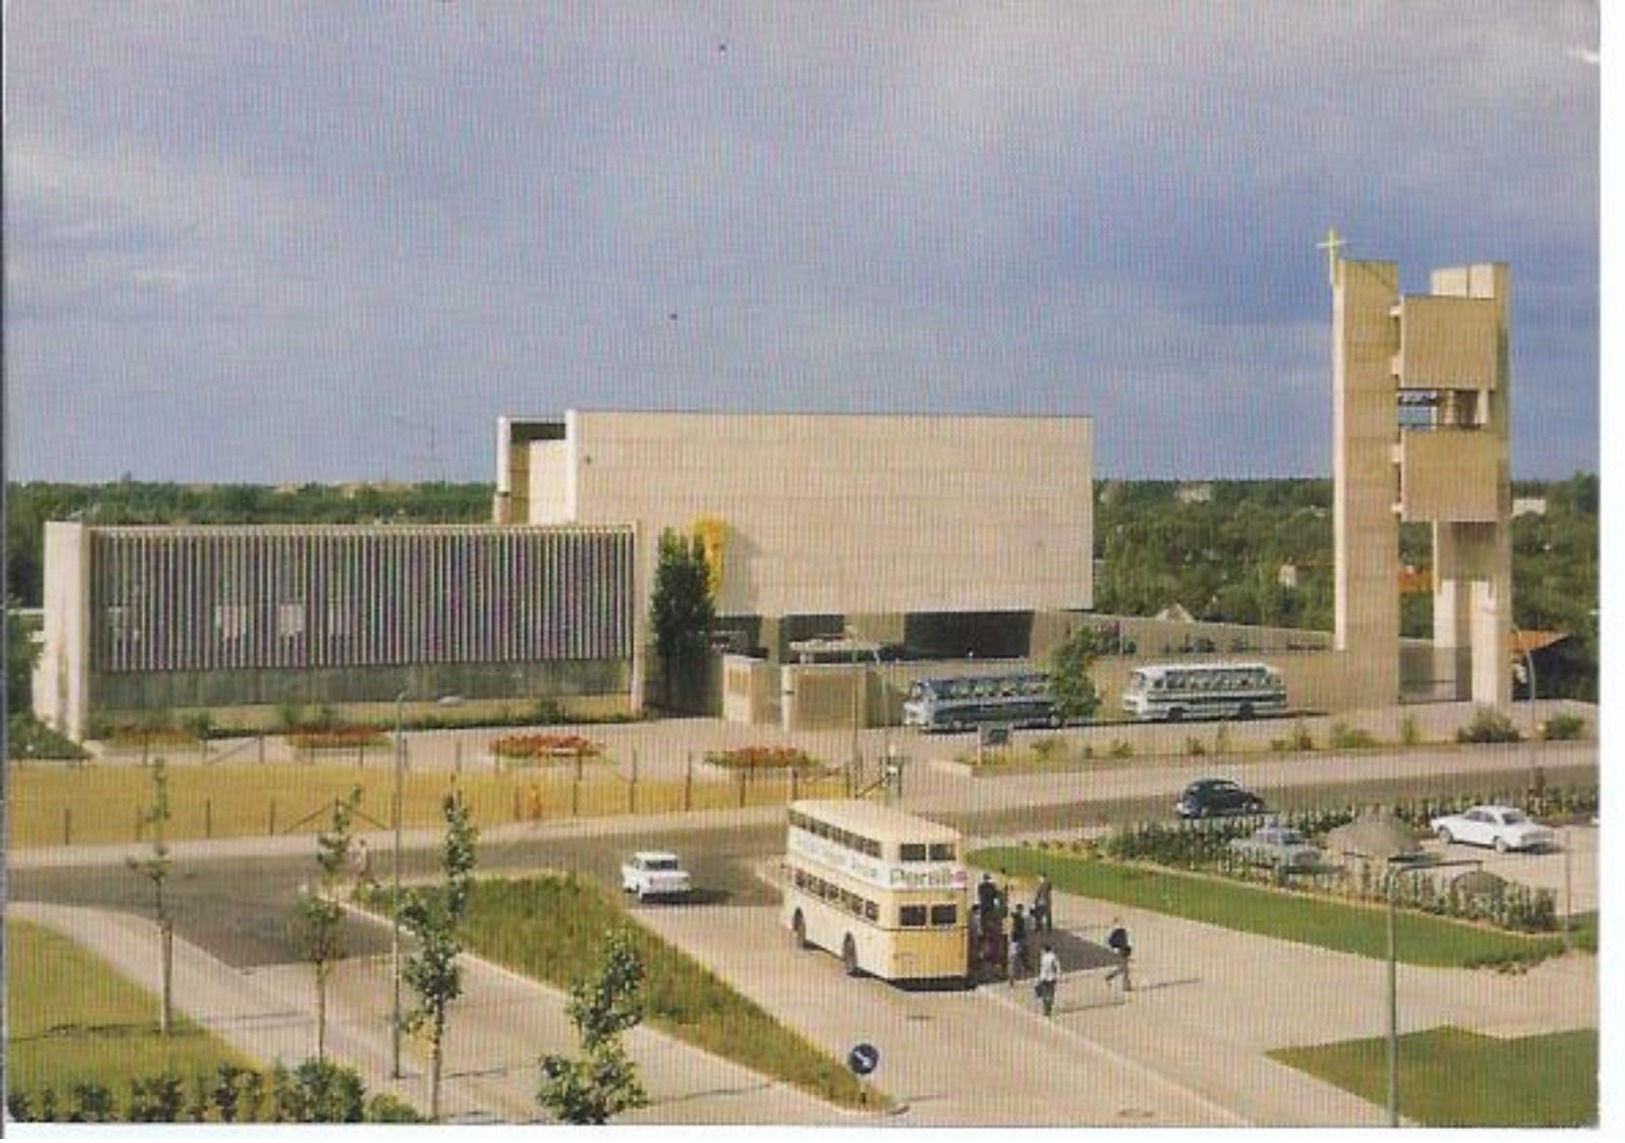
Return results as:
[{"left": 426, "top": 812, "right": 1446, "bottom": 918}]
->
[{"left": 8, "top": 901, "right": 848, "bottom": 1124}]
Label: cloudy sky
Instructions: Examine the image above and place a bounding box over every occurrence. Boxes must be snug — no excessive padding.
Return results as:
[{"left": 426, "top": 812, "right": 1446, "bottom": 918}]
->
[{"left": 4, "top": 1, "right": 1601, "bottom": 483}]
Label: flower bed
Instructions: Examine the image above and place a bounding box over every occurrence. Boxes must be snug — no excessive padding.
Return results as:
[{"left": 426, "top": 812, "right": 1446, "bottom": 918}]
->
[
  {"left": 704, "top": 745, "right": 822, "bottom": 772},
  {"left": 289, "top": 727, "right": 388, "bottom": 750},
  {"left": 490, "top": 733, "right": 603, "bottom": 760}
]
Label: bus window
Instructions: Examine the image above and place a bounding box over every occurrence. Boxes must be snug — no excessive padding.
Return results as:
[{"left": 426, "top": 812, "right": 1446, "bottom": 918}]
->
[
  {"left": 929, "top": 842, "right": 957, "bottom": 861},
  {"left": 899, "top": 843, "right": 928, "bottom": 862},
  {"left": 899, "top": 905, "right": 928, "bottom": 927},
  {"left": 930, "top": 904, "right": 958, "bottom": 926}
]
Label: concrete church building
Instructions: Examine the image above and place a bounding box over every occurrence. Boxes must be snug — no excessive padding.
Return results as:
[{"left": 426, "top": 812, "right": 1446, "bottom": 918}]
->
[
  {"left": 32, "top": 245, "right": 1519, "bottom": 740},
  {"left": 494, "top": 411, "right": 1096, "bottom": 726}
]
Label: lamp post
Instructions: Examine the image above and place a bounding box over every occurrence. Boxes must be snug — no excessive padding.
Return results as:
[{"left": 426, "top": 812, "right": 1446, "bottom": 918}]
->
[
  {"left": 1383, "top": 857, "right": 1489, "bottom": 1126},
  {"left": 391, "top": 689, "right": 408, "bottom": 1079}
]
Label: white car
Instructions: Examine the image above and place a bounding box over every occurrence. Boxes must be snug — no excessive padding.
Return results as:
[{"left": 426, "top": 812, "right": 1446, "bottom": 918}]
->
[
  {"left": 1429, "top": 805, "right": 1557, "bottom": 854},
  {"left": 620, "top": 851, "right": 693, "bottom": 901}
]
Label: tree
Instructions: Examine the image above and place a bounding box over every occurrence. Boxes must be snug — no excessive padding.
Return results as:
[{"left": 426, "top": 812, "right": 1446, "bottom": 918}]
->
[
  {"left": 126, "top": 756, "right": 175, "bottom": 1036},
  {"left": 537, "top": 928, "right": 649, "bottom": 1124},
  {"left": 291, "top": 787, "right": 362, "bottom": 1061},
  {"left": 1048, "top": 626, "right": 1104, "bottom": 723},
  {"left": 6, "top": 597, "right": 42, "bottom": 716},
  {"left": 398, "top": 792, "right": 479, "bottom": 1122},
  {"left": 648, "top": 528, "right": 715, "bottom": 710}
]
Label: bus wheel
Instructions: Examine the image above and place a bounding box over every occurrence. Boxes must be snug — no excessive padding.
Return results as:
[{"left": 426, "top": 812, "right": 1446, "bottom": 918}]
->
[
  {"left": 792, "top": 910, "right": 809, "bottom": 949},
  {"left": 842, "top": 934, "right": 860, "bottom": 977}
]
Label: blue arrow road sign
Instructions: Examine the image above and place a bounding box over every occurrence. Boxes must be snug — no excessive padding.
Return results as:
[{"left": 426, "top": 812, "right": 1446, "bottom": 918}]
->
[{"left": 847, "top": 1042, "right": 880, "bottom": 1076}]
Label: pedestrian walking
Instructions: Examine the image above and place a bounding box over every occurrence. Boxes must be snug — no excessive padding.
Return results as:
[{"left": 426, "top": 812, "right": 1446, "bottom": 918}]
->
[
  {"left": 1007, "top": 904, "right": 1030, "bottom": 983},
  {"left": 1105, "top": 919, "right": 1133, "bottom": 994},
  {"left": 1035, "top": 942, "right": 1062, "bottom": 1016},
  {"left": 1032, "top": 872, "right": 1053, "bottom": 933}
]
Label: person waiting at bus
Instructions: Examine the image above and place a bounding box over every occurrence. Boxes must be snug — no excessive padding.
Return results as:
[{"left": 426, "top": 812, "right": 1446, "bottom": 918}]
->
[
  {"left": 1007, "top": 904, "right": 1031, "bottom": 983},
  {"left": 1031, "top": 872, "right": 1053, "bottom": 933},
  {"left": 977, "top": 872, "right": 999, "bottom": 919}
]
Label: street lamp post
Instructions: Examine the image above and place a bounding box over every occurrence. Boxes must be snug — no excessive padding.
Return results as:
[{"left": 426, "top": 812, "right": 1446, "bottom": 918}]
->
[{"left": 391, "top": 689, "right": 408, "bottom": 1079}]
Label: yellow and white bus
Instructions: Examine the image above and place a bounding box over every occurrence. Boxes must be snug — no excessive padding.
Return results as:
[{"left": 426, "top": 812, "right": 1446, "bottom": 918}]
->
[{"left": 781, "top": 798, "right": 969, "bottom": 986}]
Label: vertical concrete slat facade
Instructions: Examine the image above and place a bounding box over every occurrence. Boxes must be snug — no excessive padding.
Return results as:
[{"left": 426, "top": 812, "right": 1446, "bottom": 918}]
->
[{"left": 35, "top": 523, "right": 637, "bottom": 738}]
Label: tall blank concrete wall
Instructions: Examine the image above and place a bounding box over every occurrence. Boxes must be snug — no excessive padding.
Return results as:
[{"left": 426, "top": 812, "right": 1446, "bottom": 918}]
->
[{"left": 552, "top": 411, "right": 1094, "bottom": 619}]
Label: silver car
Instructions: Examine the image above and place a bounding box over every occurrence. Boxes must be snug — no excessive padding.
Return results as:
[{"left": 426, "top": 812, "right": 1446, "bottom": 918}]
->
[{"left": 1228, "top": 824, "right": 1323, "bottom": 869}]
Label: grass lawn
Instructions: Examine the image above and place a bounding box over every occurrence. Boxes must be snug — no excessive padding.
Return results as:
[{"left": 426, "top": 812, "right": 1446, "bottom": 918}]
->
[
  {"left": 972, "top": 845, "right": 1568, "bottom": 968},
  {"left": 5, "top": 918, "right": 258, "bottom": 1112},
  {"left": 460, "top": 874, "right": 873, "bottom": 1109},
  {"left": 1270, "top": 1026, "right": 1598, "bottom": 1127},
  {"left": 8, "top": 762, "right": 845, "bottom": 848}
]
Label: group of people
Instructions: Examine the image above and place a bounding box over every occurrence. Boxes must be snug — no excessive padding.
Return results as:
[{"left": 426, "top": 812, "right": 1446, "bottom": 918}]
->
[{"left": 968, "top": 870, "right": 1133, "bottom": 1017}]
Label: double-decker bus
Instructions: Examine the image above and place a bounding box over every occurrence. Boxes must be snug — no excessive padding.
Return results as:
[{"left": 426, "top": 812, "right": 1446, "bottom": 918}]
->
[
  {"left": 1121, "top": 661, "right": 1287, "bottom": 722},
  {"left": 781, "top": 799, "right": 968, "bottom": 986},
  {"left": 900, "top": 673, "right": 1059, "bottom": 732}
]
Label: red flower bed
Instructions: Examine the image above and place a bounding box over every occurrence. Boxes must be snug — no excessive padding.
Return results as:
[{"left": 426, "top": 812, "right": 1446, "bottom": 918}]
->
[
  {"left": 491, "top": 733, "right": 603, "bottom": 760},
  {"left": 705, "top": 745, "right": 820, "bottom": 772}
]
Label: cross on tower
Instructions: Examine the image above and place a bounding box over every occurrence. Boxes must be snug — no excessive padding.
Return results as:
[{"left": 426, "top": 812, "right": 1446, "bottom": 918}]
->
[{"left": 1317, "top": 227, "right": 1346, "bottom": 285}]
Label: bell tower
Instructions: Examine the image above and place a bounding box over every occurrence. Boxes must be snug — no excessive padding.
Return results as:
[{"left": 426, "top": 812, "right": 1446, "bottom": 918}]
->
[{"left": 1327, "top": 233, "right": 1511, "bottom": 707}]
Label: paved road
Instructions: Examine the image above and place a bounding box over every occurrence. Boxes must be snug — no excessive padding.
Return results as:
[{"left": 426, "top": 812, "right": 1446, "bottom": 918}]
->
[{"left": 8, "top": 715, "right": 1601, "bottom": 1125}]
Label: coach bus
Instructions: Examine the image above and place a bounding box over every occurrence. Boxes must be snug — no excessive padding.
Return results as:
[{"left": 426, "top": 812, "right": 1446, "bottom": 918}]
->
[
  {"left": 781, "top": 799, "right": 969, "bottom": 986},
  {"left": 1120, "top": 661, "right": 1287, "bottom": 722},
  {"left": 900, "top": 673, "right": 1059, "bottom": 732}
]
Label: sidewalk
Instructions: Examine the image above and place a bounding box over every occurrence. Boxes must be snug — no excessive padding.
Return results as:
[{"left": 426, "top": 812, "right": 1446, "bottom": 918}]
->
[{"left": 8, "top": 900, "right": 849, "bottom": 1125}]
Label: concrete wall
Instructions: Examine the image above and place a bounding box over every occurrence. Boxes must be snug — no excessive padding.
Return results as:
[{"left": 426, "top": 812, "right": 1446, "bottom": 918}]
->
[
  {"left": 728, "top": 612, "right": 1445, "bottom": 729},
  {"left": 33, "top": 522, "right": 90, "bottom": 737},
  {"left": 536, "top": 411, "right": 1095, "bottom": 619}
]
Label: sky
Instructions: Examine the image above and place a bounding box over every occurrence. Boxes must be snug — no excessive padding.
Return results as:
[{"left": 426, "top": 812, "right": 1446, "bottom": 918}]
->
[{"left": 3, "top": 1, "right": 1602, "bottom": 484}]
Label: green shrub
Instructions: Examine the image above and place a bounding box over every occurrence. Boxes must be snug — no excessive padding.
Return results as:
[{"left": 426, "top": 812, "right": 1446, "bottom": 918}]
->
[
  {"left": 7, "top": 713, "right": 90, "bottom": 761},
  {"left": 1030, "top": 736, "right": 1064, "bottom": 763},
  {"left": 1109, "top": 739, "right": 1133, "bottom": 758},
  {"left": 1457, "top": 707, "right": 1523, "bottom": 744},
  {"left": 1331, "top": 722, "right": 1377, "bottom": 749},
  {"left": 1184, "top": 736, "right": 1207, "bottom": 756},
  {"left": 1400, "top": 715, "right": 1422, "bottom": 746},
  {"left": 1540, "top": 712, "right": 1585, "bottom": 741}
]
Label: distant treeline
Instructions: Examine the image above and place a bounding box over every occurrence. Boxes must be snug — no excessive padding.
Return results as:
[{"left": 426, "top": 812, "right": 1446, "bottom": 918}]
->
[
  {"left": 1094, "top": 474, "right": 1598, "bottom": 700},
  {"left": 5, "top": 474, "right": 1598, "bottom": 698},
  {"left": 4, "top": 481, "right": 493, "bottom": 609}
]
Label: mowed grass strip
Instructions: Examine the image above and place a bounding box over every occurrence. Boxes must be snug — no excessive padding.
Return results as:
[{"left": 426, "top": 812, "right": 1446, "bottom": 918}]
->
[
  {"left": 1270, "top": 1026, "right": 1598, "bottom": 1127},
  {"left": 462, "top": 875, "right": 872, "bottom": 1109},
  {"left": 972, "top": 846, "right": 1566, "bottom": 967},
  {"left": 5, "top": 919, "right": 258, "bottom": 1104},
  {"left": 9, "top": 762, "right": 846, "bottom": 848}
]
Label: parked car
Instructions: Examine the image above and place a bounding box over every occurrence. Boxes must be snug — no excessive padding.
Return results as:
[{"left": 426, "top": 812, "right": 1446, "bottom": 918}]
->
[
  {"left": 1175, "top": 778, "right": 1266, "bottom": 819},
  {"left": 620, "top": 851, "right": 693, "bottom": 901},
  {"left": 1228, "top": 824, "right": 1323, "bottom": 869},
  {"left": 1429, "top": 805, "right": 1557, "bottom": 853}
]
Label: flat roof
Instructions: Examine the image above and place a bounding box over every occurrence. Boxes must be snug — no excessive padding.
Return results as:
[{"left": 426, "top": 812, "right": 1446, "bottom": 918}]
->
[{"left": 788, "top": 798, "right": 959, "bottom": 842}]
